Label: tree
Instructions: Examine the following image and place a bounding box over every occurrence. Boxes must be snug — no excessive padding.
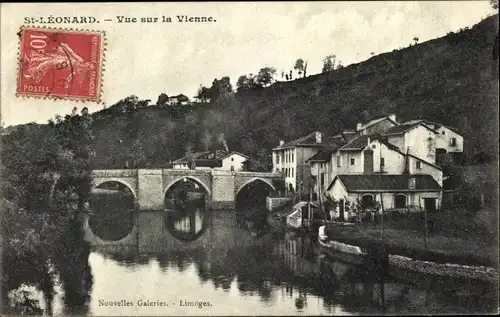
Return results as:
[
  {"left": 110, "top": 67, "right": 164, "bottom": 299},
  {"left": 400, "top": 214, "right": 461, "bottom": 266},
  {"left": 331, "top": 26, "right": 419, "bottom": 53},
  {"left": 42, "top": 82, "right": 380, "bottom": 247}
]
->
[
  {"left": 194, "top": 86, "right": 211, "bottom": 103},
  {"left": 209, "top": 76, "right": 233, "bottom": 102},
  {"left": 322, "top": 55, "right": 336, "bottom": 72},
  {"left": 236, "top": 74, "right": 257, "bottom": 92},
  {"left": 256, "top": 67, "right": 277, "bottom": 87},
  {"left": 294, "top": 58, "right": 306, "bottom": 78},
  {"left": 156, "top": 93, "right": 169, "bottom": 107},
  {"left": 413, "top": 37, "right": 419, "bottom": 45},
  {"left": 491, "top": 0, "right": 498, "bottom": 9}
]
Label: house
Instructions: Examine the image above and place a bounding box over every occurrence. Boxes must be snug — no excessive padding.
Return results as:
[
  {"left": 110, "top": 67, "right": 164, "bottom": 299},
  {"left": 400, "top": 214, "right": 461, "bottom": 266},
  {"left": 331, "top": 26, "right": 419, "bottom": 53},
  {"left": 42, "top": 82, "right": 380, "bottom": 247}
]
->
[
  {"left": 306, "top": 137, "right": 348, "bottom": 199},
  {"left": 355, "top": 114, "right": 398, "bottom": 136},
  {"left": 168, "top": 94, "right": 190, "bottom": 105},
  {"left": 335, "top": 134, "right": 443, "bottom": 185},
  {"left": 219, "top": 151, "right": 250, "bottom": 171},
  {"left": 402, "top": 120, "right": 464, "bottom": 164},
  {"left": 325, "top": 174, "right": 442, "bottom": 221},
  {"left": 172, "top": 150, "right": 249, "bottom": 171},
  {"left": 382, "top": 121, "right": 439, "bottom": 164},
  {"left": 272, "top": 131, "right": 327, "bottom": 192}
]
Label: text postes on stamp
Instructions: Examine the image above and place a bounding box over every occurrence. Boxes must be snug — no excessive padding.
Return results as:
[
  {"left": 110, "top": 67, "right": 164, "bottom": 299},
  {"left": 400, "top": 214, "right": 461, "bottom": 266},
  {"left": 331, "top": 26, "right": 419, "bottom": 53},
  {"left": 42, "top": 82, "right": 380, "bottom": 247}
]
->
[{"left": 17, "top": 27, "right": 104, "bottom": 102}]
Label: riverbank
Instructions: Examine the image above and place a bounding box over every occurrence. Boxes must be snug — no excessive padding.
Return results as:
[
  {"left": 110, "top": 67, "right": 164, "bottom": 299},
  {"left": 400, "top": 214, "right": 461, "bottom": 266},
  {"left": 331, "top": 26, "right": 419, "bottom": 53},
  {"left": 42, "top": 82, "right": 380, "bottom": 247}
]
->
[{"left": 323, "top": 210, "right": 498, "bottom": 269}]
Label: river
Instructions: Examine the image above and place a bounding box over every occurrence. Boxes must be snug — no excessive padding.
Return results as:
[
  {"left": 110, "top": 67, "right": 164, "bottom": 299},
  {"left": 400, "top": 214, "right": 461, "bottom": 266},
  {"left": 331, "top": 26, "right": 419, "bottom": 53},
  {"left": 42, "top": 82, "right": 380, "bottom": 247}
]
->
[{"left": 37, "top": 199, "right": 496, "bottom": 316}]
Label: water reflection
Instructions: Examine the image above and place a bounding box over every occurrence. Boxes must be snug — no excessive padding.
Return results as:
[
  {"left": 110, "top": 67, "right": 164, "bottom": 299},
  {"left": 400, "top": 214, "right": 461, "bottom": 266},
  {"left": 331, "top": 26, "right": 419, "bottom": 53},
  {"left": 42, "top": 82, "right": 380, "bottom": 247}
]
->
[{"left": 73, "top": 206, "right": 498, "bottom": 316}]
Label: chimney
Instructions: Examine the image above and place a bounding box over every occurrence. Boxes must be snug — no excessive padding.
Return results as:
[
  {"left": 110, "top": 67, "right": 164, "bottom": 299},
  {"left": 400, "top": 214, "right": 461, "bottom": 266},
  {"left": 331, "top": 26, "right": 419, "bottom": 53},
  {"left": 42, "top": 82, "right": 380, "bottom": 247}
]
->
[
  {"left": 408, "top": 176, "right": 416, "bottom": 189},
  {"left": 279, "top": 140, "right": 285, "bottom": 146},
  {"left": 388, "top": 114, "right": 397, "bottom": 123},
  {"left": 367, "top": 137, "right": 371, "bottom": 145},
  {"left": 315, "top": 132, "right": 322, "bottom": 144},
  {"left": 356, "top": 123, "right": 363, "bottom": 131}
]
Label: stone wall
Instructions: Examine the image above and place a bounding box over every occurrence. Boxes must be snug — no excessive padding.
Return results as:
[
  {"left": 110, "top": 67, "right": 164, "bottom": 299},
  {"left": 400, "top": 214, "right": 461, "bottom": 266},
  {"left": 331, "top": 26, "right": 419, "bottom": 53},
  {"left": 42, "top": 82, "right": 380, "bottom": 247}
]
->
[
  {"left": 137, "top": 169, "right": 164, "bottom": 210},
  {"left": 266, "top": 196, "right": 292, "bottom": 211}
]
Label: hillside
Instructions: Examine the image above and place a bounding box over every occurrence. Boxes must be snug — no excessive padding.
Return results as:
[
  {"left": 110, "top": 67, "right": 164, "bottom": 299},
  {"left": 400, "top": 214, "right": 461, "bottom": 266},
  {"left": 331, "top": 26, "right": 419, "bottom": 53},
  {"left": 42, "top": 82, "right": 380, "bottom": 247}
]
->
[{"left": 3, "top": 15, "right": 499, "bottom": 170}]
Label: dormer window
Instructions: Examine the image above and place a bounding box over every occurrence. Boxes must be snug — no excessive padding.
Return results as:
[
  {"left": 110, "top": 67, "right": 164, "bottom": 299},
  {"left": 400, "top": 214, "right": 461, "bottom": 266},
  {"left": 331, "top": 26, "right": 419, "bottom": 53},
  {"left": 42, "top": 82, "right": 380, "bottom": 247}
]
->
[
  {"left": 416, "top": 161, "right": 422, "bottom": 169},
  {"left": 450, "top": 138, "right": 457, "bottom": 146}
]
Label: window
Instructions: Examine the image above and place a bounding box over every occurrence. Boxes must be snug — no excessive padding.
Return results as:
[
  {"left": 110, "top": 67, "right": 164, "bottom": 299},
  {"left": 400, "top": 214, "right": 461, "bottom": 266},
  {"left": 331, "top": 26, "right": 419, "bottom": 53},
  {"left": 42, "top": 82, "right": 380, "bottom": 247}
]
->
[
  {"left": 276, "top": 154, "right": 280, "bottom": 164},
  {"left": 372, "top": 144, "right": 376, "bottom": 149},
  {"left": 230, "top": 166, "right": 234, "bottom": 171},
  {"left": 291, "top": 152, "right": 294, "bottom": 162},
  {"left": 337, "top": 155, "right": 341, "bottom": 167},
  {"left": 416, "top": 161, "right": 422, "bottom": 169},
  {"left": 441, "top": 130, "right": 445, "bottom": 135},
  {"left": 231, "top": 157, "right": 234, "bottom": 161},
  {"left": 361, "top": 195, "right": 375, "bottom": 209},
  {"left": 380, "top": 157, "right": 385, "bottom": 167},
  {"left": 394, "top": 194, "right": 407, "bottom": 208},
  {"left": 350, "top": 158, "right": 356, "bottom": 166},
  {"left": 320, "top": 173, "right": 325, "bottom": 187},
  {"left": 450, "top": 138, "right": 457, "bottom": 146},
  {"left": 291, "top": 168, "right": 294, "bottom": 177}
]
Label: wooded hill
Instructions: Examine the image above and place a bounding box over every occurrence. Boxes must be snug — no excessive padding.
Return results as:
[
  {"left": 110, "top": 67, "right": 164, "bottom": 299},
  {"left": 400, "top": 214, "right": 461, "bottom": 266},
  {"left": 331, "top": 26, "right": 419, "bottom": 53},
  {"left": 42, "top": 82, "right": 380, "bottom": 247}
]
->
[{"left": 3, "top": 15, "right": 499, "bottom": 171}]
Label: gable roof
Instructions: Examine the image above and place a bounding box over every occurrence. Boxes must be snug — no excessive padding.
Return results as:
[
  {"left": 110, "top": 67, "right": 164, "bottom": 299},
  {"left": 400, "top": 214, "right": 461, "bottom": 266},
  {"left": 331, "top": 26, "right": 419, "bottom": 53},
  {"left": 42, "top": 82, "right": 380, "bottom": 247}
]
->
[
  {"left": 359, "top": 115, "right": 398, "bottom": 131},
  {"left": 383, "top": 121, "right": 439, "bottom": 135},
  {"left": 327, "top": 174, "right": 441, "bottom": 192},
  {"left": 306, "top": 137, "right": 349, "bottom": 162},
  {"left": 402, "top": 119, "right": 460, "bottom": 134},
  {"left": 220, "top": 151, "right": 250, "bottom": 160},
  {"left": 273, "top": 131, "right": 326, "bottom": 150},
  {"left": 338, "top": 133, "right": 399, "bottom": 152},
  {"left": 173, "top": 150, "right": 225, "bottom": 164}
]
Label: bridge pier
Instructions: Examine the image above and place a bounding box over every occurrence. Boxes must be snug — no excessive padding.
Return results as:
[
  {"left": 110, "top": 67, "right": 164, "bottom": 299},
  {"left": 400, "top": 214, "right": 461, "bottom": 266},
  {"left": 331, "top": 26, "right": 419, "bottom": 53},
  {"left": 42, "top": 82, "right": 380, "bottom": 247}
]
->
[
  {"left": 137, "top": 169, "right": 164, "bottom": 210},
  {"left": 211, "top": 170, "right": 236, "bottom": 210}
]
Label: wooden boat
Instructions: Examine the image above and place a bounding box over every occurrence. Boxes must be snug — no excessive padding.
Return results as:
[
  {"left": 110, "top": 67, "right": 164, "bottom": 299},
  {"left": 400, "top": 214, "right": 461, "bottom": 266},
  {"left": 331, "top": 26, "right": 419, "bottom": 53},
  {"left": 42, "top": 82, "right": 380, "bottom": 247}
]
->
[
  {"left": 317, "top": 226, "right": 499, "bottom": 285},
  {"left": 317, "top": 225, "right": 366, "bottom": 265}
]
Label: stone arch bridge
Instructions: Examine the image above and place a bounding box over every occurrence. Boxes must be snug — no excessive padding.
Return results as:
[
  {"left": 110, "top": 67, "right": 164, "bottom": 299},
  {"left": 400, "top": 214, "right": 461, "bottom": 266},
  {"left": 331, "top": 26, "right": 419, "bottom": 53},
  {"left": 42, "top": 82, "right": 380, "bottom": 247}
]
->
[{"left": 91, "top": 169, "right": 283, "bottom": 210}]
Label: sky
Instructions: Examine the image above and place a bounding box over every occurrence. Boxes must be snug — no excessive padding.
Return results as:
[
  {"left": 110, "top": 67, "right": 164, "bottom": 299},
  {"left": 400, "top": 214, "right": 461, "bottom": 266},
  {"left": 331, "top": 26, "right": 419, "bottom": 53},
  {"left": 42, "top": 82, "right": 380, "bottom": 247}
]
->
[{"left": 0, "top": 1, "right": 496, "bottom": 126}]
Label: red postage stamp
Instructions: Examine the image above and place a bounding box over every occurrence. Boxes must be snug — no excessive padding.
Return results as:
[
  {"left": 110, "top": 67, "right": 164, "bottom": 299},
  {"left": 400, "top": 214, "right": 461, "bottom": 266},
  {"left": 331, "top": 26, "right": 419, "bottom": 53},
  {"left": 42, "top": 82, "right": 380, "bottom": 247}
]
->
[{"left": 17, "top": 27, "right": 105, "bottom": 102}]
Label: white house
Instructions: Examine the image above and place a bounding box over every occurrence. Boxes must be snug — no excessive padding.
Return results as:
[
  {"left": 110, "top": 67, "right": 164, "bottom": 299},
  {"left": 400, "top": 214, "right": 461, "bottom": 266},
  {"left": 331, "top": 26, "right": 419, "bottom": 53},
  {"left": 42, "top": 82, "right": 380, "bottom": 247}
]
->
[
  {"left": 168, "top": 94, "right": 190, "bottom": 106},
  {"left": 382, "top": 121, "right": 439, "bottom": 164},
  {"left": 325, "top": 174, "right": 442, "bottom": 221},
  {"left": 172, "top": 150, "right": 248, "bottom": 171},
  {"left": 218, "top": 152, "right": 249, "bottom": 171},
  {"left": 272, "top": 131, "right": 327, "bottom": 192},
  {"left": 402, "top": 119, "right": 464, "bottom": 164}
]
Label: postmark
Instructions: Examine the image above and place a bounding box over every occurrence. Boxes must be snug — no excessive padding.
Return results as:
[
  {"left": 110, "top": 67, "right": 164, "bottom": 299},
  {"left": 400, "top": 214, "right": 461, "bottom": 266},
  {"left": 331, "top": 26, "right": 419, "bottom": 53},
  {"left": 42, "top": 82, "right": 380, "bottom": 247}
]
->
[{"left": 16, "top": 27, "right": 105, "bottom": 102}]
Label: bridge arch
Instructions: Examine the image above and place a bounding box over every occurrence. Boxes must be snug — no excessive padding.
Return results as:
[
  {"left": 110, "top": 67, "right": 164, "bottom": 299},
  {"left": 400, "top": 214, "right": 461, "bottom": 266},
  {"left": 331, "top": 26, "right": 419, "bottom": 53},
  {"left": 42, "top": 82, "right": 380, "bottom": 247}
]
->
[
  {"left": 164, "top": 176, "right": 211, "bottom": 197},
  {"left": 236, "top": 177, "right": 276, "bottom": 196},
  {"left": 93, "top": 178, "right": 138, "bottom": 200}
]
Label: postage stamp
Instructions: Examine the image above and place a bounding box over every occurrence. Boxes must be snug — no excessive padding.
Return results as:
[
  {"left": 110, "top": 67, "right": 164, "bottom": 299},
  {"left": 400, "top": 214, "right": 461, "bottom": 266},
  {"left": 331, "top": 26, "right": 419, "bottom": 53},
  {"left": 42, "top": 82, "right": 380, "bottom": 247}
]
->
[{"left": 16, "top": 27, "right": 105, "bottom": 102}]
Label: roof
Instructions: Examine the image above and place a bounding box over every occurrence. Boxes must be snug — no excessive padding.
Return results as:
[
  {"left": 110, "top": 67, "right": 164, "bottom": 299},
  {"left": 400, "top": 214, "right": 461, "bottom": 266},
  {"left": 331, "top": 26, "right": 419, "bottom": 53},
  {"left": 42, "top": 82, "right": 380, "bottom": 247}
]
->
[
  {"left": 383, "top": 121, "right": 439, "bottom": 135},
  {"left": 220, "top": 151, "right": 250, "bottom": 160},
  {"left": 402, "top": 119, "right": 460, "bottom": 134},
  {"left": 273, "top": 131, "right": 326, "bottom": 150},
  {"left": 170, "top": 94, "right": 189, "bottom": 99},
  {"left": 359, "top": 115, "right": 398, "bottom": 131},
  {"left": 328, "top": 174, "right": 442, "bottom": 192},
  {"left": 173, "top": 150, "right": 225, "bottom": 164},
  {"left": 306, "top": 140, "right": 347, "bottom": 162},
  {"left": 338, "top": 134, "right": 398, "bottom": 151}
]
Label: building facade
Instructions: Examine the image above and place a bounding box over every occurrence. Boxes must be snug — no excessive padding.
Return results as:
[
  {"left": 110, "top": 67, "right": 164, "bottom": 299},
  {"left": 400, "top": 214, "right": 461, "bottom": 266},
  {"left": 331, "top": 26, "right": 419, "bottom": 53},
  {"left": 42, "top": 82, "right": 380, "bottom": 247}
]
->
[{"left": 272, "top": 131, "right": 326, "bottom": 193}]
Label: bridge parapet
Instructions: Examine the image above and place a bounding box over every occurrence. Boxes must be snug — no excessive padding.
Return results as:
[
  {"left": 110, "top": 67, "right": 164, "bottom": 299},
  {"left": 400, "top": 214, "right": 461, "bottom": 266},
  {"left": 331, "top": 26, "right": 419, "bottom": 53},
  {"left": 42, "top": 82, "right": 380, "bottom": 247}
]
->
[
  {"left": 92, "top": 169, "right": 138, "bottom": 178},
  {"left": 235, "top": 171, "right": 282, "bottom": 179}
]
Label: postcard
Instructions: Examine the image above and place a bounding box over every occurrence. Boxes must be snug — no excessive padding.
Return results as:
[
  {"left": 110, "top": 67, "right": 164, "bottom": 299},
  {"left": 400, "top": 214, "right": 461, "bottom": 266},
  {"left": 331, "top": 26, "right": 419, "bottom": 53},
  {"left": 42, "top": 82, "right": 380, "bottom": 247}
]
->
[{"left": 1, "top": 1, "right": 498, "bottom": 316}]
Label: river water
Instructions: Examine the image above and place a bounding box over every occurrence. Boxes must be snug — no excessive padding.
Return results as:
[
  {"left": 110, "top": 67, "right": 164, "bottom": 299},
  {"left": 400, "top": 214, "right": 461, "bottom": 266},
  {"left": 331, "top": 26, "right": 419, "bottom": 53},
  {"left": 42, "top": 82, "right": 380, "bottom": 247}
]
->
[{"left": 45, "top": 205, "right": 495, "bottom": 316}]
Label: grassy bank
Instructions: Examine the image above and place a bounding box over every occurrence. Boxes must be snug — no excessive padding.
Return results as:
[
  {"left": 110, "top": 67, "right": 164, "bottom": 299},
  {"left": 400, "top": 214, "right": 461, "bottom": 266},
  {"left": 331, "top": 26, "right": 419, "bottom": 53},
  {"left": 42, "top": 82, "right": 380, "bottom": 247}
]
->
[{"left": 324, "top": 210, "right": 498, "bottom": 268}]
